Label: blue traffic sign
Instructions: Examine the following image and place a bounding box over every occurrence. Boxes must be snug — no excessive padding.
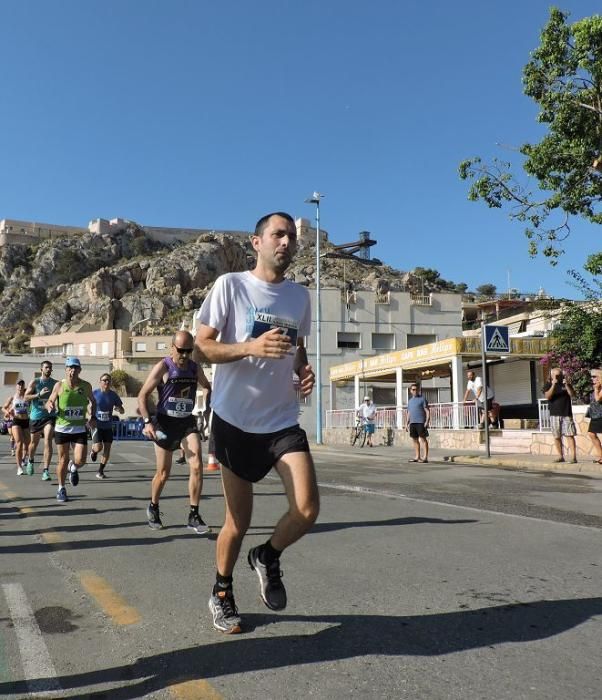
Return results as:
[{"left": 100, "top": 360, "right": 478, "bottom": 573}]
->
[{"left": 484, "top": 325, "right": 510, "bottom": 353}]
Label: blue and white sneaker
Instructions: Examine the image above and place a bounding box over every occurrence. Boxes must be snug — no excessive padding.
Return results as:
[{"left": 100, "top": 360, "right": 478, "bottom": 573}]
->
[{"left": 56, "top": 487, "right": 68, "bottom": 503}]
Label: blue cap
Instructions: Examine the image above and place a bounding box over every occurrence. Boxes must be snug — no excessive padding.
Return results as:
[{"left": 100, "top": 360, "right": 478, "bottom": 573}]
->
[{"left": 65, "top": 357, "right": 81, "bottom": 368}]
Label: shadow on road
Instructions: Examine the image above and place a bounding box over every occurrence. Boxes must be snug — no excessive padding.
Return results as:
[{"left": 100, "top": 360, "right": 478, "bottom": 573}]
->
[
  {"left": 2, "top": 596, "right": 601, "bottom": 698},
  {"left": 311, "top": 516, "right": 478, "bottom": 534}
]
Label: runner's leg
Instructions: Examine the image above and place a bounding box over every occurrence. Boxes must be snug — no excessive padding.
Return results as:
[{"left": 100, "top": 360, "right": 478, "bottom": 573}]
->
[
  {"left": 271, "top": 451, "right": 319, "bottom": 552},
  {"left": 216, "top": 467, "right": 253, "bottom": 576}
]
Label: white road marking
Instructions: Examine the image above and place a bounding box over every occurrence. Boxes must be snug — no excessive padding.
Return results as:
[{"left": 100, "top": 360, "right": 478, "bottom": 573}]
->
[{"left": 2, "top": 583, "right": 62, "bottom": 697}]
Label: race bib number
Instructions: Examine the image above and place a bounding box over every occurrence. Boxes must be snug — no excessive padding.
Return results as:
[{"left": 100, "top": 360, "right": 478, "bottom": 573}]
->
[
  {"left": 64, "top": 407, "right": 83, "bottom": 419},
  {"left": 166, "top": 397, "right": 194, "bottom": 418},
  {"left": 250, "top": 311, "right": 299, "bottom": 345},
  {"left": 96, "top": 411, "right": 111, "bottom": 422}
]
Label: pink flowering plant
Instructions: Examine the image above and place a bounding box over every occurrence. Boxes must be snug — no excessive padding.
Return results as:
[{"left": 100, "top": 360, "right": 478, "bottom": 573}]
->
[{"left": 540, "top": 350, "right": 592, "bottom": 402}]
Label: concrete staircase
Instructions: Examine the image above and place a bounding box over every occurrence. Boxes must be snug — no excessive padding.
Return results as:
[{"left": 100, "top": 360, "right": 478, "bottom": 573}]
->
[{"left": 485, "top": 430, "right": 534, "bottom": 454}]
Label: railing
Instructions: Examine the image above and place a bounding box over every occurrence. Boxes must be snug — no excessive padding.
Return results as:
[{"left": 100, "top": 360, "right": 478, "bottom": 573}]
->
[
  {"left": 538, "top": 399, "right": 551, "bottom": 432},
  {"left": 112, "top": 420, "right": 145, "bottom": 441},
  {"left": 326, "top": 402, "right": 480, "bottom": 430},
  {"left": 410, "top": 294, "right": 432, "bottom": 306}
]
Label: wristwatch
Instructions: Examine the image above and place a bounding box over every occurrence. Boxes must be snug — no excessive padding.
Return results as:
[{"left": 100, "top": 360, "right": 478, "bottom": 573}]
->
[{"left": 144, "top": 417, "right": 151, "bottom": 425}]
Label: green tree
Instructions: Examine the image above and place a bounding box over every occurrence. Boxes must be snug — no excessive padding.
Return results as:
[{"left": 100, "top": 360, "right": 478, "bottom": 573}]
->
[
  {"left": 459, "top": 8, "right": 602, "bottom": 263},
  {"left": 475, "top": 283, "right": 497, "bottom": 297}
]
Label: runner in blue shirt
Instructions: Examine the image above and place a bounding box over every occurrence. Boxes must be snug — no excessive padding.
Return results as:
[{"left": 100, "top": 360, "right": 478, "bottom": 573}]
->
[{"left": 90, "top": 373, "right": 124, "bottom": 479}]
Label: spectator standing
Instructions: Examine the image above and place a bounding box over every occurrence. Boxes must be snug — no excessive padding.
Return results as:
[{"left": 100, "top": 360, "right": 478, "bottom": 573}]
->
[
  {"left": 463, "top": 369, "right": 494, "bottom": 428},
  {"left": 406, "top": 383, "right": 430, "bottom": 463},
  {"left": 587, "top": 369, "right": 602, "bottom": 464},
  {"left": 543, "top": 367, "right": 577, "bottom": 464}
]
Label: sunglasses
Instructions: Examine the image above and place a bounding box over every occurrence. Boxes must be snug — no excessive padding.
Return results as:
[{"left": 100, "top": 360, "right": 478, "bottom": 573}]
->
[
  {"left": 101, "top": 378, "right": 111, "bottom": 382},
  {"left": 175, "top": 347, "right": 193, "bottom": 355}
]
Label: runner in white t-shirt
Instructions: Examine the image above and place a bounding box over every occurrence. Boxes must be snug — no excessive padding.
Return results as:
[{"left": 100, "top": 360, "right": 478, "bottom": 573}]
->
[{"left": 196, "top": 211, "right": 318, "bottom": 634}]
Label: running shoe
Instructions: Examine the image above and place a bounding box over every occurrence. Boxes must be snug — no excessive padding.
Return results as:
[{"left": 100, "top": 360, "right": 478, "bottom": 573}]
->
[
  {"left": 69, "top": 463, "right": 79, "bottom": 487},
  {"left": 10, "top": 448, "right": 15, "bottom": 457},
  {"left": 247, "top": 546, "right": 287, "bottom": 611},
  {"left": 42, "top": 469, "right": 51, "bottom": 481},
  {"left": 147, "top": 503, "right": 164, "bottom": 530},
  {"left": 16, "top": 465, "right": 24, "bottom": 476},
  {"left": 56, "top": 487, "right": 68, "bottom": 503},
  {"left": 95, "top": 470, "right": 106, "bottom": 480},
  {"left": 175, "top": 455, "right": 186, "bottom": 465},
  {"left": 26, "top": 460, "right": 34, "bottom": 476},
  {"left": 187, "top": 512, "right": 211, "bottom": 535},
  {"left": 90, "top": 450, "right": 97, "bottom": 463},
  {"left": 208, "top": 590, "right": 242, "bottom": 634}
]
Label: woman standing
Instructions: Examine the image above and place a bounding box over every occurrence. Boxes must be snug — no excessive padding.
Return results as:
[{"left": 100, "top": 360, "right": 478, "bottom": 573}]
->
[
  {"left": 3, "top": 380, "right": 31, "bottom": 475},
  {"left": 587, "top": 370, "right": 602, "bottom": 464}
]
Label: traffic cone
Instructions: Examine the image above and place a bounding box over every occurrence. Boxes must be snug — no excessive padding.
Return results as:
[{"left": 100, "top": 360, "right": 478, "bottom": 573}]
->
[{"left": 206, "top": 451, "right": 220, "bottom": 471}]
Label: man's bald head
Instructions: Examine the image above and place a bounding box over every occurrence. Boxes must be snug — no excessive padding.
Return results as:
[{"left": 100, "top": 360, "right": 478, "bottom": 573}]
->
[{"left": 172, "top": 330, "right": 193, "bottom": 348}]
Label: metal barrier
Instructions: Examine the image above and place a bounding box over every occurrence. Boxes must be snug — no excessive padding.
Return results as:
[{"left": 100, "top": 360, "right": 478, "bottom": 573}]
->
[
  {"left": 112, "top": 420, "right": 146, "bottom": 441},
  {"left": 538, "top": 399, "right": 551, "bottom": 431},
  {"left": 326, "top": 403, "right": 479, "bottom": 430}
]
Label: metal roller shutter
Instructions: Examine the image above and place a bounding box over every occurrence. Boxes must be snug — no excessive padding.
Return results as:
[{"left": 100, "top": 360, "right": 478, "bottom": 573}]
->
[{"left": 490, "top": 360, "right": 532, "bottom": 405}]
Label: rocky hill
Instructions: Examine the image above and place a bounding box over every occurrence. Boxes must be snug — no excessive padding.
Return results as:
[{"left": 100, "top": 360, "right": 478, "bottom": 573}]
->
[{"left": 0, "top": 221, "right": 461, "bottom": 351}]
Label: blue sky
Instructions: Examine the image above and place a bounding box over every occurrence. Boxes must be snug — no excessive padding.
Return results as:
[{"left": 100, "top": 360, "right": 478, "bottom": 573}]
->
[{"left": 1, "top": 0, "right": 599, "bottom": 297}]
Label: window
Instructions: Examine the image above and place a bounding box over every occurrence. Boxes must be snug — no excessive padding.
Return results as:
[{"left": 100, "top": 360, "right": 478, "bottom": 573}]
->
[
  {"left": 156, "top": 342, "right": 167, "bottom": 350},
  {"left": 136, "top": 363, "right": 151, "bottom": 371},
  {"left": 89, "top": 343, "right": 97, "bottom": 356},
  {"left": 406, "top": 334, "right": 436, "bottom": 349},
  {"left": 78, "top": 344, "right": 86, "bottom": 356},
  {"left": 135, "top": 342, "right": 147, "bottom": 352},
  {"left": 4, "top": 371, "right": 19, "bottom": 385},
  {"left": 337, "top": 332, "right": 360, "bottom": 349},
  {"left": 102, "top": 342, "right": 109, "bottom": 356},
  {"left": 372, "top": 333, "right": 395, "bottom": 351}
]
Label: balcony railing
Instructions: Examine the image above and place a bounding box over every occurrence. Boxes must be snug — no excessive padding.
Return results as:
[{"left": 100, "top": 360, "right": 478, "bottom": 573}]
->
[
  {"left": 538, "top": 399, "right": 551, "bottom": 431},
  {"left": 410, "top": 294, "right": 432, "bottom": 306}
]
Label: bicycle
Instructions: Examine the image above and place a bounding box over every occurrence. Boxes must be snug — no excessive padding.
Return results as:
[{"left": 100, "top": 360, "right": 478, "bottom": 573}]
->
[{"left": 350, "top": 417, "right": 367, "bottom": 447}]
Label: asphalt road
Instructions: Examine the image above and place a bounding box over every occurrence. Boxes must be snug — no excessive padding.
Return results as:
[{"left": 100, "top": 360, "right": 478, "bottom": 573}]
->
[{"left": 1, "top": 439, "right": 602, "bottom": 699}]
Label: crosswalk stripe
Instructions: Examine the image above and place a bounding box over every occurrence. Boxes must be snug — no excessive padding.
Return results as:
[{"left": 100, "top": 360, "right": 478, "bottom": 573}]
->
[{"left": 2, "top": 583, "right": 62, "bottom": 696}]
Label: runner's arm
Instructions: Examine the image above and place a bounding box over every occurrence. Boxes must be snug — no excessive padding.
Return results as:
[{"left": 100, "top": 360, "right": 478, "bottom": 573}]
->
[
  {"left": 196, "top": 324, "right": 291, "bottom": 363},
  {"left": 294, "top": 337, "right": 314, "bottom": 396},
  {"left": 137, "top": 360, "right": 166, "bottom": 423},
  {"left": 45, "top": 381, "right": 62, "bottom": 413},
  {"left": 24, "top": 379, "right": 39, "bottom": 401},
  {"left": 87, "top": 384, "right": 97, "bottom": 426},
  {"left": 197, "top": 364, "right": 212, "bottom": 392}
]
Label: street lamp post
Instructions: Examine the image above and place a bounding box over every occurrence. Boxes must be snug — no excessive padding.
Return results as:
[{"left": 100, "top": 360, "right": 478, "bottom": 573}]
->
[{"left": 304, "top": 192, "right": 325, "bottom": 444}]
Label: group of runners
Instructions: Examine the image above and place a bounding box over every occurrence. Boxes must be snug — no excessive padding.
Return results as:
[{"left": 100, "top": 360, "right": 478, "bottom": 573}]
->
[
  {"left": 3, "top": 211, "right": 319, "bottom": 635},
  {"left": 2, "top": 361, "right": 124, "bottom": 498}
]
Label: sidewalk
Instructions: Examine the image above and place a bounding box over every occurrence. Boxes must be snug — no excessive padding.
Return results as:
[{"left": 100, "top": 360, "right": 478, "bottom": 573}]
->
[{"left": 315, "top": 442, "right": 602, "bottom": 478}]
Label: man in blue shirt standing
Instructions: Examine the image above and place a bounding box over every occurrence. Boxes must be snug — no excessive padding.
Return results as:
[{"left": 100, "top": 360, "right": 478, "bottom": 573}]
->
[
  {"left": 406, "top": 383, "right": 430, "bottom": 463},
  {"left": 91, "top": 373, "right": 124, "bottom": 479}
]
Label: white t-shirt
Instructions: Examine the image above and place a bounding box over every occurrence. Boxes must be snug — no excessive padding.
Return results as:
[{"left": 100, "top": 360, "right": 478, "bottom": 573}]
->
[
  {"left": 357, "top": 402, "right": 376, "bottom": 423},
  {"left": 196, "top": 271, "right": 311, "bottom": 433},
  {"left": 467, "top": 377, "right": 494, "bottom": 402}
]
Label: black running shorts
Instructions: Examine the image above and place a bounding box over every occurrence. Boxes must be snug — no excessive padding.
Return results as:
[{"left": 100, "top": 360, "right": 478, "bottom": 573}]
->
[
  {"left": 212, "top": 412, "right": 310, "bottom": 483},
  {"left": 94, "top": 427, "right": 114, "bottom": 444},
  {"left": 55, "top": 431, "right": 87, "bottom": 445},
  {"left": 409, "top": 423, "right": 429, "bottom": 439},
  {"left": 154, "top": 414, "right": 198, "bottom": 452},
  {"left": 12, "top": 418, "right": 30, "bottom": 430},
  {"left": 31, "top": 416, "right": 56, "bottom": 434}
]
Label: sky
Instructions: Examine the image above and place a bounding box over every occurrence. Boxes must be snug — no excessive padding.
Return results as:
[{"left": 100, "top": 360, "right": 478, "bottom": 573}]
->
[{"left": 1, "top": 0, "right": 600, "bottom": 298}]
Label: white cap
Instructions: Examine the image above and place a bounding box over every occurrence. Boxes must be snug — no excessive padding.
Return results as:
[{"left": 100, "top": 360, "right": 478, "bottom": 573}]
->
[{"left": 363, "top": 396, "right": 370, "bottom": 401}]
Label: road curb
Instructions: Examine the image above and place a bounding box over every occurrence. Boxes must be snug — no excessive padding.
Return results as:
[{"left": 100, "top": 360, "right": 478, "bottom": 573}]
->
[{"left": 444, "top": 454, "right": 602, "bottom": 477}]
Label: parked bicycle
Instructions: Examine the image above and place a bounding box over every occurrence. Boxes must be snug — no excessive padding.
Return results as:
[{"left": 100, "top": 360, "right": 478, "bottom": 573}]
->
[{"left": 350, "top": 417, "right": 367, "bottom": 447}]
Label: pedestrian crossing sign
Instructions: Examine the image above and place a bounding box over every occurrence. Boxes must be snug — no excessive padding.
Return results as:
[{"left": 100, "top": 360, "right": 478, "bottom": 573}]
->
[{"left": 484, "top": 325, "right": 510, "bottom": 353}]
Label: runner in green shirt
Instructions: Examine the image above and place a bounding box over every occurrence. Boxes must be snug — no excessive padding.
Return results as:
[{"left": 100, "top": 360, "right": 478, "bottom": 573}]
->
[{"left": 45, "top": 357, "right": 97, "bottom": 503}]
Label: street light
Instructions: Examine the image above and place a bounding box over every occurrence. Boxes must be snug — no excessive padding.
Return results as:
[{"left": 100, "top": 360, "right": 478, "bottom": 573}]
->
[{"left": 304, "top": 192, "right": 325, "bottom": 444}]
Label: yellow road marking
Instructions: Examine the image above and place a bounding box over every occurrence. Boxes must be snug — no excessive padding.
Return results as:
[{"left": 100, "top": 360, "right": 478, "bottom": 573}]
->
[
  {"left": 41, "top": 530, "right": 63, "bottom": 544},
  {"left": 5, "top": 490, "right": 18, "bottom": 499},
  {"left": 78, "top": 571, "right": 141, "bottom": 625},
  {"left": 169, "top": 679, "right": 224, "bottom": 699}
]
